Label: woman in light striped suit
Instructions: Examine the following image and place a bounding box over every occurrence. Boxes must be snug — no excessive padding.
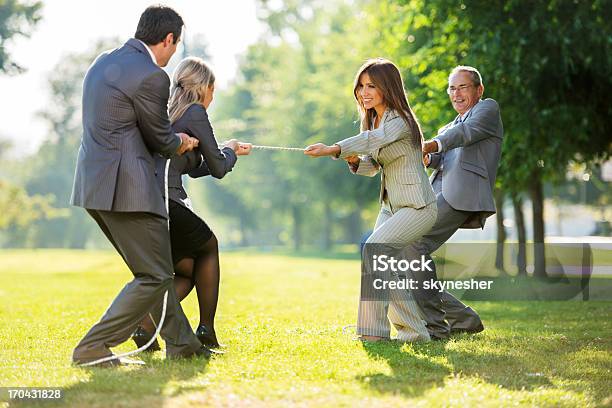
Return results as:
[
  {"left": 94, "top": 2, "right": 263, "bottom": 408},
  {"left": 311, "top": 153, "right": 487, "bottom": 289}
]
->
[{"left": 305, "top": 58, "right": 437, "bottom": 342}]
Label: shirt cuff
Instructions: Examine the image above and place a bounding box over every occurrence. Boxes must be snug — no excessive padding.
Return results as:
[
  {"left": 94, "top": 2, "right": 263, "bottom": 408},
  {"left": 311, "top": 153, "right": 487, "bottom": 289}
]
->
[
  {"left": 332, "top": 144, "right": 341, "bottom": 159},
  {"left": 433, "top": 138, "right": 442, "bottom": 152},
  {"left": 222, "top": 146, "right": 236, "bottom": 158},
  {"left": 173, "top": 134, "right": 183, "bottom": 154},
  {"left": 334, "top": 140, "right": 351, "bottom": 159}
]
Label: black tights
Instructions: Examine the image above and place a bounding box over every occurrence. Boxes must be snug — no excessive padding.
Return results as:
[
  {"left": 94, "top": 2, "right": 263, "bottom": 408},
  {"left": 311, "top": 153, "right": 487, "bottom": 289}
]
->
[{"left": 141, "top": 234, "right": 220, "bottom": 334}]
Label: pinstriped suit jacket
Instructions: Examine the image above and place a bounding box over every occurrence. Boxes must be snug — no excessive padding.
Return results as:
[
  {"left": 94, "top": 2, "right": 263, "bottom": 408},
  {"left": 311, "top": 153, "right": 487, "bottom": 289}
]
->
[
  {"left": 70, "top": 39, "right": 181, "bottom": 218},
  {"left": 336, "top": 109, "right": 436, "bottom": 210}
]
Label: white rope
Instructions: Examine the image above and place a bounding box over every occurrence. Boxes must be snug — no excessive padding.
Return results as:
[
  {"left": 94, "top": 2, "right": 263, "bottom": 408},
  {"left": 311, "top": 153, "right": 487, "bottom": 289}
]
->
[
  {"left": 78, "top": 291, "right": 168, "bottom": 367},
  {"left": 79, "top": 159, "right": 172, "bottom": 367},
  {"left": 251, "top": 144, "right": 305, "bottom": 152}
]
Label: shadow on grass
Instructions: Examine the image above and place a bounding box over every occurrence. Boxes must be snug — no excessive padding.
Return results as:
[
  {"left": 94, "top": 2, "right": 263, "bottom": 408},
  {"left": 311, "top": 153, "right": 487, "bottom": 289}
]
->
[
  {"left": 356, "top": 341, "right": 449, "bottom": 396},
  {"left": 356, "top": 302, "right": 611, "bottom": 401},
  {"left": 358, "top": 335, "right": 556, "bottom": 399},
  {"left": 58, "top": 353, "right": 210, "bottom": 407}
]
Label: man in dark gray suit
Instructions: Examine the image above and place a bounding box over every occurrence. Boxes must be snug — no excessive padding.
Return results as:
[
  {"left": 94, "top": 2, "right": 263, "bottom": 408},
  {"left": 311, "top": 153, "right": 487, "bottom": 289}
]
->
[
  {"left": 408, "top": 66, "right": 504, "bottom": 340},
  {"left": 70, "top": 5, "right": 212, "bottom": 365}
]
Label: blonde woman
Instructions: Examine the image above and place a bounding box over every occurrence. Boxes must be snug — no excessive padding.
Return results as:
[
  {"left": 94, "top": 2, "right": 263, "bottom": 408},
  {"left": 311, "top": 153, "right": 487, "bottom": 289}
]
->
[
  {"left": 133, "top": 57, "right": 251, "bottom": 351},
  {"left": 305, "top": 58, "right": 436, "bottom": 342}
]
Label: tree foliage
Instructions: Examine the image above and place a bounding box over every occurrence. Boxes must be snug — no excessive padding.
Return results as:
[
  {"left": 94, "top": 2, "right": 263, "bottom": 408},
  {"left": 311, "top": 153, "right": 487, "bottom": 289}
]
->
[
  {"left": 3, "top": 1, "right": 609, "bottom": 250},
  {"left": 0, "top": 0, "right": 42, "bottom": 74}
]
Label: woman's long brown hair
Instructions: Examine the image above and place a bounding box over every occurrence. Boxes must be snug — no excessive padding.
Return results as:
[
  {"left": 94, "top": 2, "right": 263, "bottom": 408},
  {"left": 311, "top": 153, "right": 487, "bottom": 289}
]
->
[{"left": 353, "top": 58, "right": 423, "bottom": 148}]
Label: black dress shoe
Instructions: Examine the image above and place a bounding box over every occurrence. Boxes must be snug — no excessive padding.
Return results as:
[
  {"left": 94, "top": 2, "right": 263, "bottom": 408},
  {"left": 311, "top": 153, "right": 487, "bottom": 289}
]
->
[
  {"left": 450, "top": 322, "right": 485, "bottom": 335},
  {"left": 132, "top": 326, "right": 161, "bottom": 352},
  {"left": 430, "top": 333, "right": 450, "bottom": 341},
  {"left": 195, "top": 324, "right": 222, "bottom": 349},
  {"left": 169, "top": 344, "right": 219, "bottom": 359}
]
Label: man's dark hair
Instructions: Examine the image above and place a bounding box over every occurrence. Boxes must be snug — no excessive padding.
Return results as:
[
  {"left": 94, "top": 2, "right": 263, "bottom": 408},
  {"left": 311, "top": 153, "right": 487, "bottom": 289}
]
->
[{"left": 135, "top": 5, "right": 184, "bottom": 45}]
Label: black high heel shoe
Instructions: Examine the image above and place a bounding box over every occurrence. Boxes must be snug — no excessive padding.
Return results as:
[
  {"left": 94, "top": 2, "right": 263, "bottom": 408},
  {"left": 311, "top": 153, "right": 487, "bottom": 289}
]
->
[
  {"left": 195, "top": 324, "right": 222, "bottom": 349},
  {"left": 132, "top": 326, "right": 161, "bottom": 352}
]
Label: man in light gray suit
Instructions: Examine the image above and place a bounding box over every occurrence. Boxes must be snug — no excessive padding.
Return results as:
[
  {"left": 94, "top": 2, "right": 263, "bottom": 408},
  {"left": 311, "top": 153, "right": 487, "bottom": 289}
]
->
[
  {"left": 407, "top": 66, "right": 504, "bottom": 340},
  {"left": 70, "top": 5, "right": 212, "bottom": 365}
]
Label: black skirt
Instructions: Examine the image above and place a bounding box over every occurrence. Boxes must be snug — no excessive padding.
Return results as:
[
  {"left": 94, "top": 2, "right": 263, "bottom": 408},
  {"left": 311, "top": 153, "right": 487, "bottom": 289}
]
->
[{"left": 168, "top": 199, "right": 213, "bottom": 265}]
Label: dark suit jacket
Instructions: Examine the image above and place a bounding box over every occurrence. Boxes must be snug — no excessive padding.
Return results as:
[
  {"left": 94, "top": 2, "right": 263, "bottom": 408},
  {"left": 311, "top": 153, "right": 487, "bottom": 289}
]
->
[
  {"left": 155, "top": 104, "right": 237, "bottom": 209},
  {"left": 70, "top": 38, "right": 181, "bottom": 218}
]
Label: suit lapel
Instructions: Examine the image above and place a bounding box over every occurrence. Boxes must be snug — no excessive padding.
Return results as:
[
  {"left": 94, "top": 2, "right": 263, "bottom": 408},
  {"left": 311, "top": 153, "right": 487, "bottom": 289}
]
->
[
  {"left": 431, "top": 100, "right": 481, "bottom": 184},
  {"left": 372, "top": 109, "right": 388, "bottom": 162},
  {"left": 431, "top": 117, "right": 456, "bottom": 183},
  {"left": 375, "top": 109, "right": 391, "bottom": 203}
]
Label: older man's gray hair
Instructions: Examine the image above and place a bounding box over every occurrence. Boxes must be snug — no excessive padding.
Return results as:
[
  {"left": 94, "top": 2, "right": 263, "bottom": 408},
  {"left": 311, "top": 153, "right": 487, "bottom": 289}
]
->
[{"left": 450, "top": 66, "right": 483, "bottom": 87}]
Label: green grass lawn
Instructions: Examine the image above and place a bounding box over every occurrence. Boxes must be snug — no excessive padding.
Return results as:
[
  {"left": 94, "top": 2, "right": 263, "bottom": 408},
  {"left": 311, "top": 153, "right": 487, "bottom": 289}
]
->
[{"left": 0, "top": 249, "right": 610, "bottom": 407}]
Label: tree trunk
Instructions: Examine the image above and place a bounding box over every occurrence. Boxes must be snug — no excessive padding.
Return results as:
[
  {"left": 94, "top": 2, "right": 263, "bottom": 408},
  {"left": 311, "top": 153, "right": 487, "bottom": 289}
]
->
[
  {"left": 511, "top": 193, "right": 527, "bottom": 276},
  {"left": 530, "top": 176, "right": 546, "bottom": 278},
  {"left": 494, "top": 188, "right": 506, "bottom": 272},
  {"left": 292, "top": 204, "right": 302, "bottom": 251}
]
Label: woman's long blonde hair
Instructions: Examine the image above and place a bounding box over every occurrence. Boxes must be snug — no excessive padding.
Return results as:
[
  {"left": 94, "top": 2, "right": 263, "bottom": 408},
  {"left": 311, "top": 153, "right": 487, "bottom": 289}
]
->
[
  {"left": 169, "top": 57, "right": 215, "bottom": 123},
  {"left": 353, "top": 58, "right": 423, "bottom": 148}
]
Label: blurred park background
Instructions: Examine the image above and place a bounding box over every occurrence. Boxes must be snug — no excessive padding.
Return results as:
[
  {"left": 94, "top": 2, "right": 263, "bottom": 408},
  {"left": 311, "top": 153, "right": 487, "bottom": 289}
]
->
[
  {"left": 0, "top": 2, "right": 610, "bottom": 405},
  {"left": 0, "top": 0, "right": 611, "bottom": 275}
]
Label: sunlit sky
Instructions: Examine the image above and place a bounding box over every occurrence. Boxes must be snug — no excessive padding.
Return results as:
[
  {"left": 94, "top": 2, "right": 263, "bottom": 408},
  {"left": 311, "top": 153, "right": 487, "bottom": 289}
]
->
[{"left": 0, "top": 0, "right": 266, "bottom": 156}]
